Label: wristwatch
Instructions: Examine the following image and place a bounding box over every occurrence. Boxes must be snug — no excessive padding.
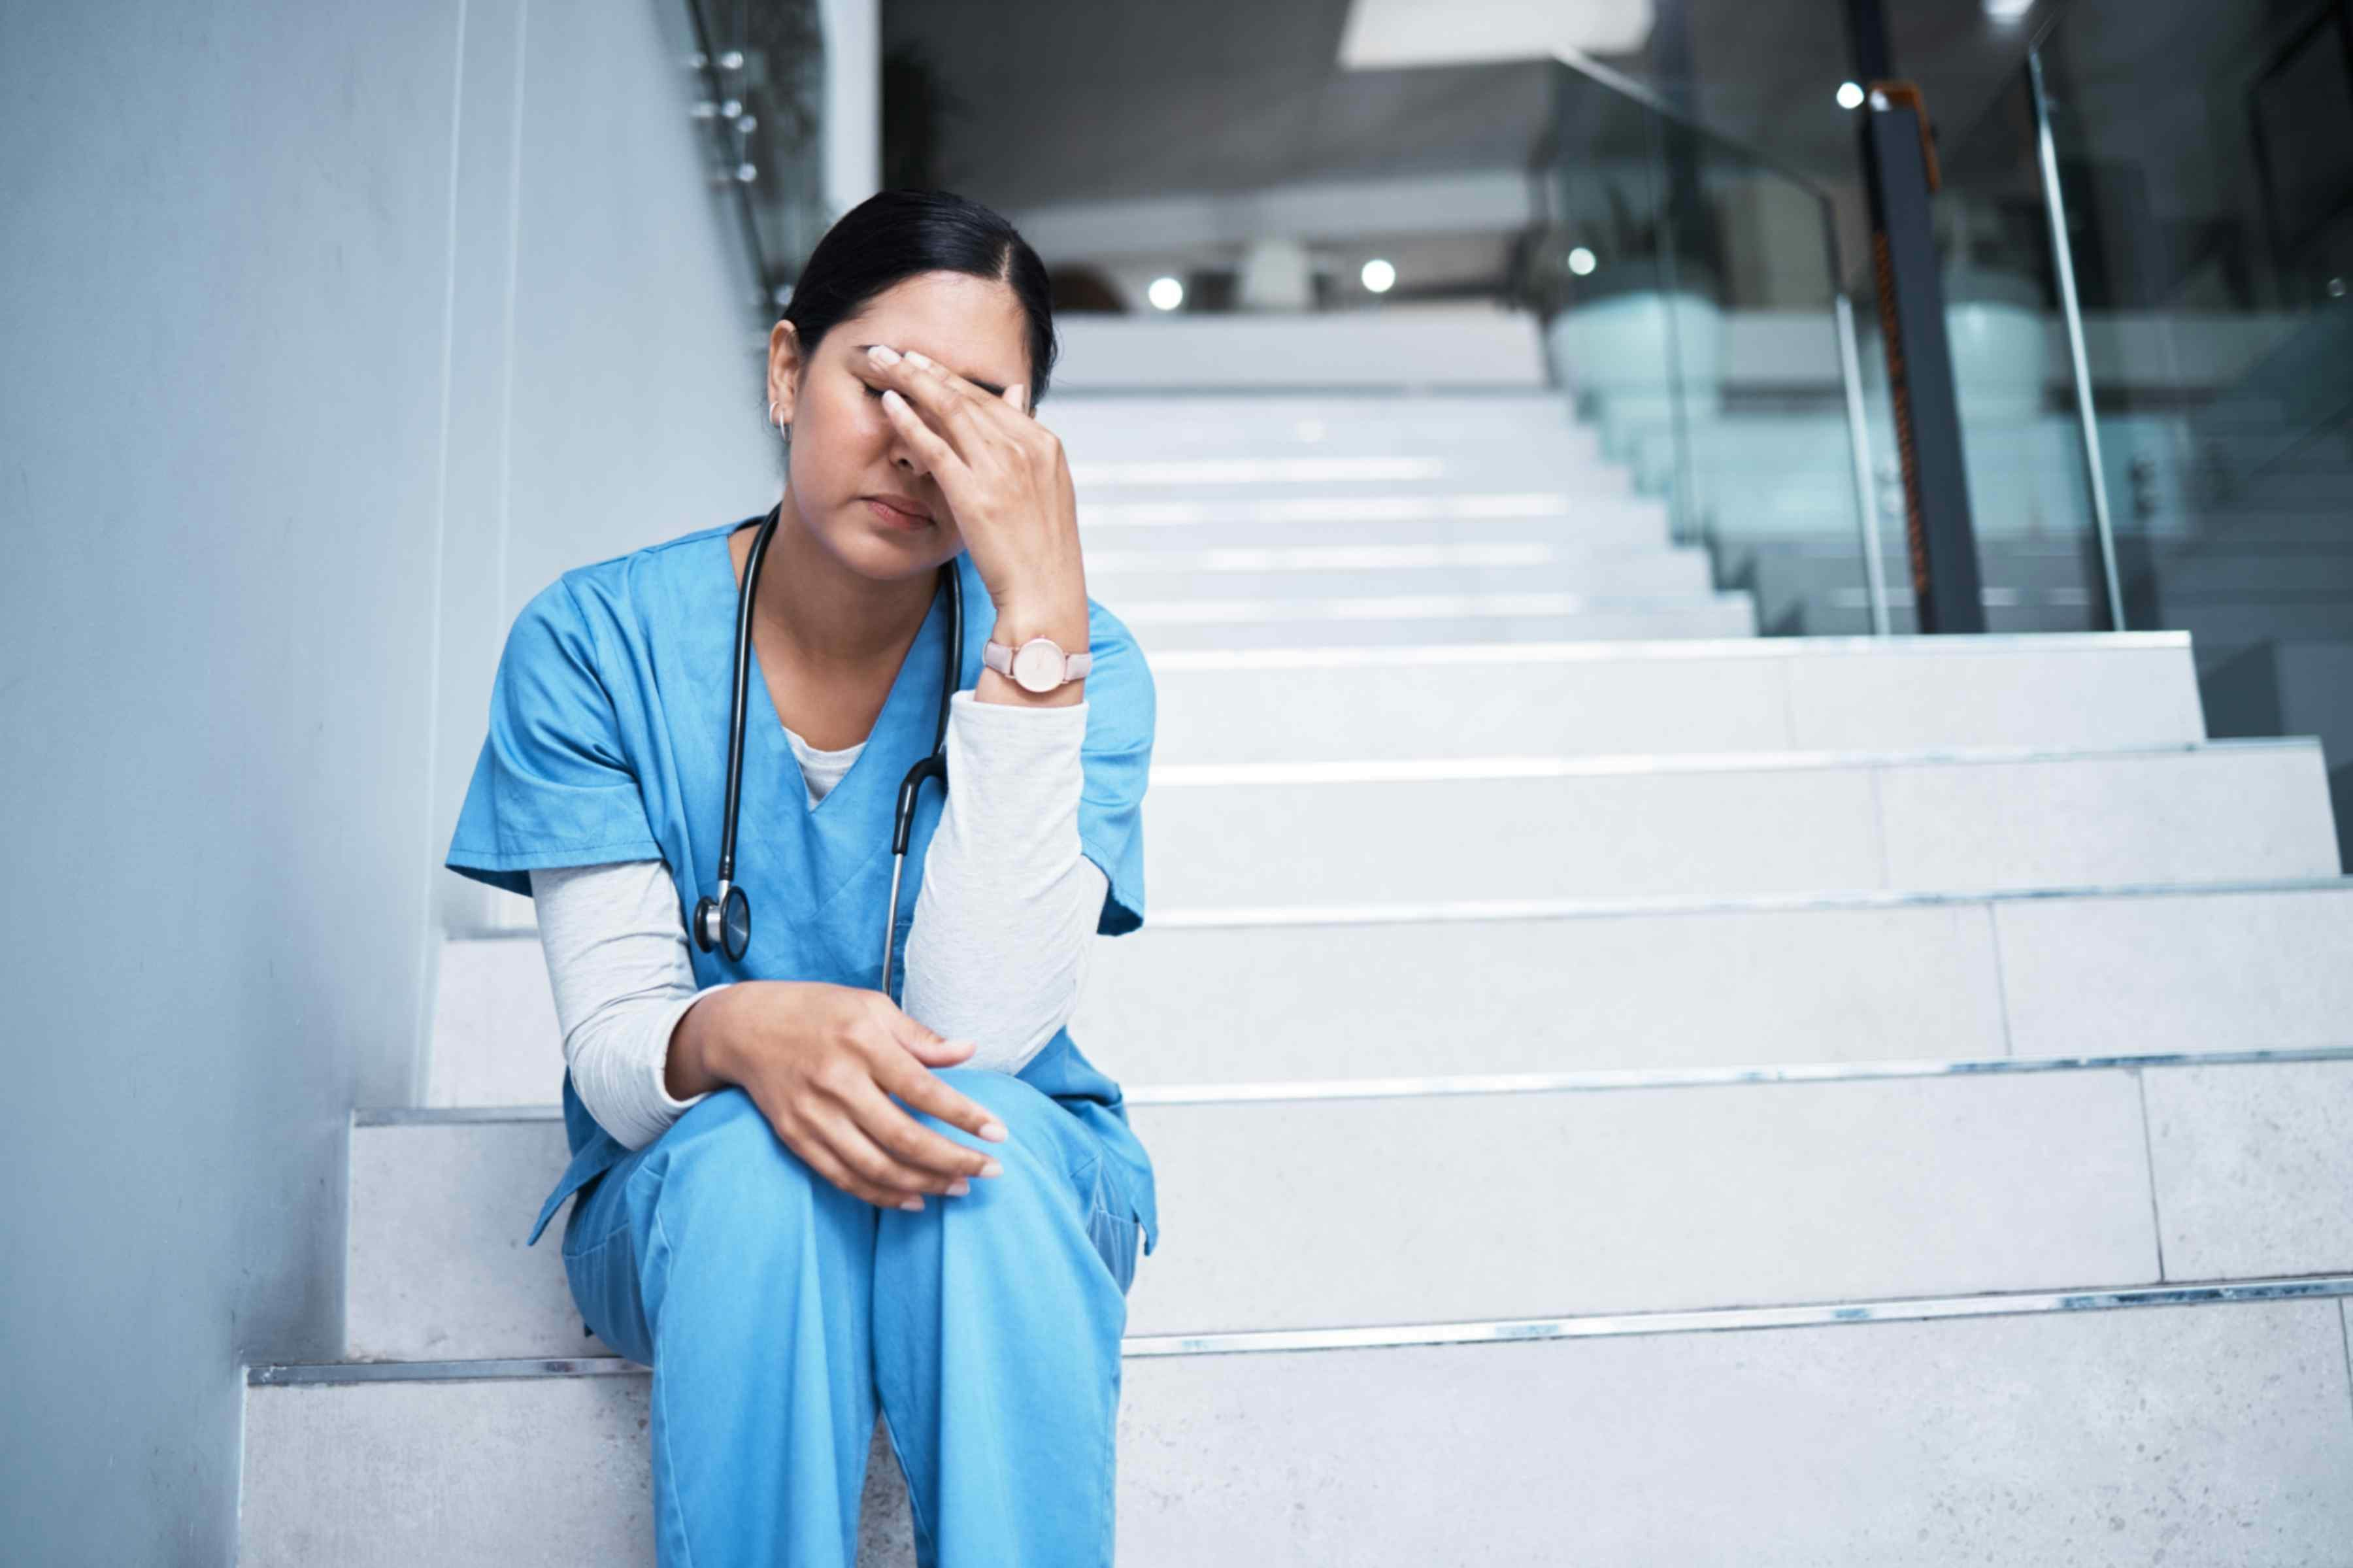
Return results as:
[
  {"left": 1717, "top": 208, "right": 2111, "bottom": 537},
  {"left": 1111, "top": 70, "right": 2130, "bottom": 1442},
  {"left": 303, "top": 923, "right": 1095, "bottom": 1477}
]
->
[{"left": 984, "top": 634, "right": 1093, "bottom": 693}]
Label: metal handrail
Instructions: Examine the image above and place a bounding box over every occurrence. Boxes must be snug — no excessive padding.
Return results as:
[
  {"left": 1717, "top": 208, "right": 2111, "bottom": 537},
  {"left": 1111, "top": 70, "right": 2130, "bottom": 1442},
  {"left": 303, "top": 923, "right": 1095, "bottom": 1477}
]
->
[{"left": 2028, "top": 48, "right": 2125, "bottom": 631}]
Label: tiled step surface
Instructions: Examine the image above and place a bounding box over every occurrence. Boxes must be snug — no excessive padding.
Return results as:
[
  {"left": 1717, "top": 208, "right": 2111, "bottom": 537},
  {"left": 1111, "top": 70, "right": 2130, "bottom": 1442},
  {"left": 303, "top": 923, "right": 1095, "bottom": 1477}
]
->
[
  {"left": 241, "top": 1292, "right": 2353, "bottom": 1567},
  {"left": 1046, "top": 392, "right": 1598, "bottom": 455},
  {"left": 1120, "top": 589, "right": 1760, "bottom": 646},
  {"left": 350, "top": 1056, "right": 2353, "bottom": 1362},
  {"left": 1080, "top": 881, "right": 2353, "bottom": 1081},
  {"left": 1143, "top": 740, "right": 2341, "bottom": 907},
  {"left": 1049, "top": 309, "right": 1556, "bottom": 391},
  {"left": 1076, "top": 492, "right": 1671, "bottom": 551},
  {"left": 427, "top": 882, "right": 2353, "bottom": 1109},
  {"left": 1084, "top": 539, "right": 1718, "bottom": 599},
  {"left": 1071, "top": 453, "right": 1637, "bottom": 496},
  {"left": 1145, "top": 633, "right": 2203, "bottom": 763}
]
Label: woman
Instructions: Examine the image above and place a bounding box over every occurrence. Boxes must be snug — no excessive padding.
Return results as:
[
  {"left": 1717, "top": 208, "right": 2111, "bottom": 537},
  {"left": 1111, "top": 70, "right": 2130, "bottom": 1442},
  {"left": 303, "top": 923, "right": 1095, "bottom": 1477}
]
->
[{"left": 444, "top": 189, "right": 1159, "bottom": 1567}]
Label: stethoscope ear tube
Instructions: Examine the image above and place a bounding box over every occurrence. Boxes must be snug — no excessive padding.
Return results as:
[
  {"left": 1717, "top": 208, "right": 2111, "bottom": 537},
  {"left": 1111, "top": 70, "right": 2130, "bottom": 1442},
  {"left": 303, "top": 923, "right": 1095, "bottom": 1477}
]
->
[
  {"left": 695, "top": 504, "right": 782, "bottom": 957},
  {"left": 880, "top": 558, "right": 961, "bottom": 995}
]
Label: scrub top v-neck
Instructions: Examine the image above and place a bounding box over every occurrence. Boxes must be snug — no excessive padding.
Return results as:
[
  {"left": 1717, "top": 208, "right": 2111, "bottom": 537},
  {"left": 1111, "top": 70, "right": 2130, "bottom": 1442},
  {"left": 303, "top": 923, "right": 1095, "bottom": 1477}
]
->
[
  {"left": 783, "top": 724, "right": 865, "bottom": 810},
  {"left": 444, "top": 514, "right": 1163, "bottom": 1259},
  {"left": 718, "top": 520, "right": 896, "bottom": 823}
]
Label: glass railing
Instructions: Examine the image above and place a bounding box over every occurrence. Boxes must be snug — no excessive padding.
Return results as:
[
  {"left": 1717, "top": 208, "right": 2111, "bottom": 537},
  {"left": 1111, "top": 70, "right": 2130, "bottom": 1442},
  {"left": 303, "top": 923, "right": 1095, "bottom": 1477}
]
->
[
  {"left": 1518, "top": 58, "right": 1886, "bottom": 635},
  {"left": 1918, "top": 61, "right": 2115, "bottom": 635},
  {"left": 1958, "top": 0, "right": 2353, "bottom": 860}
]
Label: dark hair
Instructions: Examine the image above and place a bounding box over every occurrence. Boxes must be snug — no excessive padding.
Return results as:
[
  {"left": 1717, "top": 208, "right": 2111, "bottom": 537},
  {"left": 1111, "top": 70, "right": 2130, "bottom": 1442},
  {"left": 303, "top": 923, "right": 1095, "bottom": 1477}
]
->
[{"left": 780, "top": 188, "right": 1059, "bottom": 406}]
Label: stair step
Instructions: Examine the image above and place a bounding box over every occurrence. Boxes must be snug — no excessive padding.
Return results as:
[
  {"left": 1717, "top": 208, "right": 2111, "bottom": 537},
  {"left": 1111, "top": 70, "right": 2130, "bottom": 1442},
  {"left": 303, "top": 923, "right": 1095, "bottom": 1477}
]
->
[
  {"left": 427, "top": 881, "right": 2353, "bottom": 1109},
  {"left": 1048, "top": 309, "right": 1552, "bottom": 390},
  {"left": 1085, "top": 541, "right": 1717, "bottom": 598},
  {"left": 1046, "top": 392, "right": 1597, "bottom": 456},
  {"left": 1076, "top": 490, "right": 1669, "bottom": 552},
  {"left": 1142, "top": 740, "right": 2339, "bottom": 907},
  {"left": 1086, "top": 880, "right": 2353, "bottom": 1079},
  {"left": 1121, "top": 589, "right": 1760, "bottom": 646},
  {"left": 1071, "top": 454, "right": 1635, "bottom": 496},
  {"left": 1144, "top": 633, "right": 2202, "bottom": 763},
  {"left": 241, "top": 1286, "right": 2353, "bottom": 1565},
  {"left": 349, "top": 1055, "right": 2353, "bottom": 1362}
]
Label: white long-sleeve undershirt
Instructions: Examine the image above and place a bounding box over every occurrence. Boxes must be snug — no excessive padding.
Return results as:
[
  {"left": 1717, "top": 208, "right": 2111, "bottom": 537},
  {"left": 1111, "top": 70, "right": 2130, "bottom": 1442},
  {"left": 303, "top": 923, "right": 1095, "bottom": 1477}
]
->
[{"left": 527, "top": 690, "right": 1107, "bottom": 1152}]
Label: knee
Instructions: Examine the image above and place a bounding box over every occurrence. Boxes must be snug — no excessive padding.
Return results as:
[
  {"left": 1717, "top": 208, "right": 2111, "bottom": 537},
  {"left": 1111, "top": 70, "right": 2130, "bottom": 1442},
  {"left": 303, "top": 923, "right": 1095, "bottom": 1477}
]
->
[
  {"left": 652, "top": 1086, "right": 829, "bottom": 1238},
  {"left": 922, "top": 1067, "right": 1090, "bottom": 1197}
]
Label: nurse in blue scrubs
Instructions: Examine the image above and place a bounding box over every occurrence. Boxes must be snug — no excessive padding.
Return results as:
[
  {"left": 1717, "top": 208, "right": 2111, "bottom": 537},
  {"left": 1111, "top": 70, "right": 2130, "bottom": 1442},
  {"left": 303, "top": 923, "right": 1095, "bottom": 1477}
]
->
[{"left": 444, "top": 190, "right": 1160, "bottom": 1567}]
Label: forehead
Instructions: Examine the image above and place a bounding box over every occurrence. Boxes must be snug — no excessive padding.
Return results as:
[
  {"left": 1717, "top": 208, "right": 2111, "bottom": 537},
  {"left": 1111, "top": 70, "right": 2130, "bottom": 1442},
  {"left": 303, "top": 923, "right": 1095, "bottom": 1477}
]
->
[{"left": 837, "top": 271, "right": 1029, "bottom": 390}]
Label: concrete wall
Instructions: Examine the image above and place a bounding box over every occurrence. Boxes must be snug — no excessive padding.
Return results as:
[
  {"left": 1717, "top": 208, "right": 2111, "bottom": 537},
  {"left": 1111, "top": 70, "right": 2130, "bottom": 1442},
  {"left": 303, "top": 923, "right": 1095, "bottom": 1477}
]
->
[{"left": 0, "top": 0, "right": 783, "bottom": 1558}]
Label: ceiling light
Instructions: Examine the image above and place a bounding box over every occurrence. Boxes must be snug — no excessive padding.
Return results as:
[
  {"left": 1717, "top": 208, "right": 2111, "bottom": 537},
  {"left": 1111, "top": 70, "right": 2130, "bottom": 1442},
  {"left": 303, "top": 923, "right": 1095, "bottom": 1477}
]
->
[
  {"left": 1339, "top": 0, "right": 1656, "bottom": 67},
  {"left": 1985, "top": 0, "right": 2033, "bottom": 20},
  {"left": 1837, "top": 80, "right": 1865, "bottom": 110},
  {"left": 1147, "top": 276, "right": 1184, "bottom": 312},
  {"left": 1361, "top": 259, "right": 1397, "bottom": 293},
  {"left": 1568, "top": 246, "right": 1597, "bottom": 276}
]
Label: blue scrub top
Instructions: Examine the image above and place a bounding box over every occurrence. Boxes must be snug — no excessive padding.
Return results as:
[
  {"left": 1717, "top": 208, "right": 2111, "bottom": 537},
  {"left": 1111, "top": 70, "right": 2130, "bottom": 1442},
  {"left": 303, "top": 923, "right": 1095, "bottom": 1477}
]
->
[{"left": 445, "top": 515, "right": 1160, "bottom": 1256}]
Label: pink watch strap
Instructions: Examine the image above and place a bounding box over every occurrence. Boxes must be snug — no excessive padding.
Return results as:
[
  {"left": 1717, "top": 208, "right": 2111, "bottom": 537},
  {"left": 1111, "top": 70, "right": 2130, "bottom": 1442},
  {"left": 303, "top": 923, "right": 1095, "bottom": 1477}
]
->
[{"left": 984, "top": 636, "right": 1092, "bottom": 688}]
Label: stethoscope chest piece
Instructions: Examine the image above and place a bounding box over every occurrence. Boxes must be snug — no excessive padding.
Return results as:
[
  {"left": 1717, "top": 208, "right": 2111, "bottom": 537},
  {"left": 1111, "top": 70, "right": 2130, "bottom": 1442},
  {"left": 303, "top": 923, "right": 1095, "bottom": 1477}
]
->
[{"left": 693, "top": 880, "right": 752, "bottom": 962}]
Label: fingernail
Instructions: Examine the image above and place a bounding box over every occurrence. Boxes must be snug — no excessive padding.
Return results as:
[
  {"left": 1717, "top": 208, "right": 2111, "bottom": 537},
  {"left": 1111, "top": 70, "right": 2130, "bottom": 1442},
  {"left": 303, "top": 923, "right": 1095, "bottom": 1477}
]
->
[
  {"left": 904, "top": 349, "right": 933, "bottom": 367},
  {"left": 946, "top": 1178, "right": 970, "bottom": 1196},
  {"left": 979, "top": 1160, "right": 1002, "bottom": 1178},
  {"left": 899, "top": 1196, "right": 924, "bottom": 1212},
  {"left": 867, "top": 344, "right": 900, "bottom": 365},
  {"left": 881, "top": 388, "right": 907, "bottom": 412},
  {"left": 981, "top": 1120, "right": 1009, "bottom": 1141}
]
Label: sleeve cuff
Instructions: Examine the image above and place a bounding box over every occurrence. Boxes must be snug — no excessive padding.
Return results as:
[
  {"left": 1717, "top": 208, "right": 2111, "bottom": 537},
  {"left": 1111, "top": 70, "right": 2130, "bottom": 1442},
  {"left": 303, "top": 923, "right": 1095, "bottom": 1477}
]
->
[{"left": 648, "top": 983, "right": 735, "bottom": 1118}]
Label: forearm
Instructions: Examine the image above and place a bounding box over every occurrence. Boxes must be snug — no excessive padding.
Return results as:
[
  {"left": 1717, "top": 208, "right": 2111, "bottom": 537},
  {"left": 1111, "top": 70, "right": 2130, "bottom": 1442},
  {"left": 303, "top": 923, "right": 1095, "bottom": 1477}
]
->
[
  {"left": 901, "top": 688, "right": 1103, "bottom": 1075},
  {"left": 664, "top": 980, "right": 749, "bottom": 1101},
  {"left": 529, "top": 860, "right": 736, "bottom": 1151}
]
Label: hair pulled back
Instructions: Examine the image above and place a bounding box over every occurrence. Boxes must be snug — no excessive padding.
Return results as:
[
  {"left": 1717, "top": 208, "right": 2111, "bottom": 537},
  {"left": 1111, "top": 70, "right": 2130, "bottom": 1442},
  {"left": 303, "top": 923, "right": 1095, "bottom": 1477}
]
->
[{"left": 780, "top": 189, "right": 1059, "bottom": 406}]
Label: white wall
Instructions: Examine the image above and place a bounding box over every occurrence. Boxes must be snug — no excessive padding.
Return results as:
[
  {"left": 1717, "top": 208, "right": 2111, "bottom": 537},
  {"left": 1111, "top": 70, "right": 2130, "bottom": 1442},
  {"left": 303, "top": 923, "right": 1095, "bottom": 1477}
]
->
[{"left": 0, "top": 1, "right": 781, "bottom": 1558}]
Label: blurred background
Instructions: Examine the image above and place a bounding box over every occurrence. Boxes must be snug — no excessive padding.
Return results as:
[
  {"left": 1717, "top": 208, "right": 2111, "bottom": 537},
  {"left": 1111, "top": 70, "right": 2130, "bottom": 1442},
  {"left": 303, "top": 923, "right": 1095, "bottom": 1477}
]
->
[{"left": 5, "top": 0, "right": 2351, "bottom": 1560}]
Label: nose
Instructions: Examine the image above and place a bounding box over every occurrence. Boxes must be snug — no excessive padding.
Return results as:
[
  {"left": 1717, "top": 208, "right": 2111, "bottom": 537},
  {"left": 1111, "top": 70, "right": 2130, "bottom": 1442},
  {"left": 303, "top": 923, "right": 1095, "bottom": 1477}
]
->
[{"left": 887, "top": 415, "right": 930, "bottom": 479}]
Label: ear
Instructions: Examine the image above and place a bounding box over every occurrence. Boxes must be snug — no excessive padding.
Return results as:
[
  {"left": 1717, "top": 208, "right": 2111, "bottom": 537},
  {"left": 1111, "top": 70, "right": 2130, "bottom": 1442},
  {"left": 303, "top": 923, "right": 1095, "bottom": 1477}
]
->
[{"left": 767, "top": 320, "right": 805, "bottom": 425}]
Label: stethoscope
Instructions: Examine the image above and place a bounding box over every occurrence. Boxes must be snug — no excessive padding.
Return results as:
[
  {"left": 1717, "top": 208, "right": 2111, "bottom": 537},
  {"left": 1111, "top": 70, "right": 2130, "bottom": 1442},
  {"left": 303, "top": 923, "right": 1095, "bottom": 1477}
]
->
[{"left": 692, "top": 501, "right": 963, "bottom": 1001}]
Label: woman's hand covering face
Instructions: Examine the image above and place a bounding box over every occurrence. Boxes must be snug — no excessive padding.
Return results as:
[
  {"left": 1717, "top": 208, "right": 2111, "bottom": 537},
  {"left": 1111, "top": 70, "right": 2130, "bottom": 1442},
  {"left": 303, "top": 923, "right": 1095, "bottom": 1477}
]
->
[{"left": 861, "top": 343, "right": 1084, "bottom": 623}]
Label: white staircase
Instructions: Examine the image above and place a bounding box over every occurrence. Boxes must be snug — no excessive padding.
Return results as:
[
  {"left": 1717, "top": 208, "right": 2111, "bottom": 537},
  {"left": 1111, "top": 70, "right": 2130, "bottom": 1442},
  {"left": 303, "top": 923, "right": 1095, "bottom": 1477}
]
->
[{"left": 239, "top": 322, "right": 2353, "bottom": 1563}]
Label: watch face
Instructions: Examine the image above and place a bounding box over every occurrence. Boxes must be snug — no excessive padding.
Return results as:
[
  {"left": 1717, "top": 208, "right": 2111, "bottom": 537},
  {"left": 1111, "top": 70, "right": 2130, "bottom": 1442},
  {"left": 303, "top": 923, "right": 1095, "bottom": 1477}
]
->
[{"left": 1010, "top": 638, "right": 1064, "bottom": 692}]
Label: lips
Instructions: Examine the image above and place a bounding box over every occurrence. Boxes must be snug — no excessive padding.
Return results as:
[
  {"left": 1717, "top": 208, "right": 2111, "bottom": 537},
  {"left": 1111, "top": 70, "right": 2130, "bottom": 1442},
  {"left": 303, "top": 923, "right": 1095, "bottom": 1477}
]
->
[{"left": 864, "top": 493, "right": 933, "bottom": 525}]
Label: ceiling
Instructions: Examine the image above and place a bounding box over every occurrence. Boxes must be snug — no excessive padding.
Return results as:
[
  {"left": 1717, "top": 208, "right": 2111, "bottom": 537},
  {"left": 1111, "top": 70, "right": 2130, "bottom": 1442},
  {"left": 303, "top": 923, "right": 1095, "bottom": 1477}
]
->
[
  {"left": 878, "top": 0, "right": 2083, "bottom": 211},
  {"left": 878, "top": 0, "right": 2339, "bottom": 271}
]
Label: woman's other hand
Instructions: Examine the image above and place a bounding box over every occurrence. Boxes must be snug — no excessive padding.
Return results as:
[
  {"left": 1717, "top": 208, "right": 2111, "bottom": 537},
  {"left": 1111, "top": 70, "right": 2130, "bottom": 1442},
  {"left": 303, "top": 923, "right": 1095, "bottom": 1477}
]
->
[
  {"left": 862, "top": 343, "right": 1087, "bottom": 644},
  {"left": 669, "top": 979, "right": 1009, "bottom": 1210}
]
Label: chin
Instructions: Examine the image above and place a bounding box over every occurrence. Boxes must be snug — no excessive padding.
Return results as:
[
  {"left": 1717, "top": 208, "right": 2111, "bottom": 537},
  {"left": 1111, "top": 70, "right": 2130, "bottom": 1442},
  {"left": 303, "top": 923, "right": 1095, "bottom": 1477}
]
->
[{"left": 826, "top": 511, "right": 956, "bottom": 579}]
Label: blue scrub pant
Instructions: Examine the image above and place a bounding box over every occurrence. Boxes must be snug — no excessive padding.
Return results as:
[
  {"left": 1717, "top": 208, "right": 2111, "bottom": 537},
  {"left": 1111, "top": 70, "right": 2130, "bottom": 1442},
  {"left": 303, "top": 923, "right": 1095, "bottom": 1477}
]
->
[{"left": 559, "top": 1070, "right": 1144, "bottom": 1567}]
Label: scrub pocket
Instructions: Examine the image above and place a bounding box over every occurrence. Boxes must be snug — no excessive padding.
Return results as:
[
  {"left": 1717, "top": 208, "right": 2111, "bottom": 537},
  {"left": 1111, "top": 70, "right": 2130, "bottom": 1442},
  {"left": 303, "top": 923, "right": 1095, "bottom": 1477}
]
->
[
  {"left": 1083, "top": 1161, "right": 1143, "bottom": 1298},
  {"left": 561, "top": 1168, "right": 656, "bottom": 1365}
]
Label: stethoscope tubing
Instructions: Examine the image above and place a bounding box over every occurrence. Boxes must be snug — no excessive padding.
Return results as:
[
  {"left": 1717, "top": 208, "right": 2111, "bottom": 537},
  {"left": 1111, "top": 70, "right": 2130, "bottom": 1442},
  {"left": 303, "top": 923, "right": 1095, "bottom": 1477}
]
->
[{"left": 699, "top": 501, "right": 961, "bottom": 995}]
